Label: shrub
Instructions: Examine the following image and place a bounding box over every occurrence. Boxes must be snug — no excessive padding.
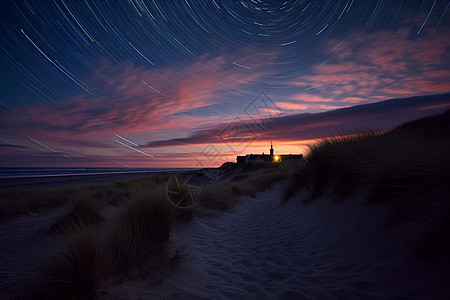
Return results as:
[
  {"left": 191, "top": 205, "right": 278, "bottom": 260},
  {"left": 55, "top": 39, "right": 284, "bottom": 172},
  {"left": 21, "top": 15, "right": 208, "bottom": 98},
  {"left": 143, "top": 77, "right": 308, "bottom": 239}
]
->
[
  {"left": 199, "top": 182, "right": 237, "bottom": 210},
  {"left": 233, "top": 164, "right": 291, "bottom": 198},
  {"left": 197, "top": 163, "right": 292, "bottom": 210},
  {"left": 26, "top": 225, "right": 103, "bottom": 300},
  {"left": 0, "top": 189, "right": 68, "bottom": 220},
  {"left": 285, "top": 121, "right": 450, "bottom": 206},
  {"left": 48, "top": 189, "right": 104, "bottom": 234},
  {"left": 110, "top": 185, "right": 172, "bottom": 277},
  {"left": 0, "top": 175, "right": 163, "bottom": 221}
]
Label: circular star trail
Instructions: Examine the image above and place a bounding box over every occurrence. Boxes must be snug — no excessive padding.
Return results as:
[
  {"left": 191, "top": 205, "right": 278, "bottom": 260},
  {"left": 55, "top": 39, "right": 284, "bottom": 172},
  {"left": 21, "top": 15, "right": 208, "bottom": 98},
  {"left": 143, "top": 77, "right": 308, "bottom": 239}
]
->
[
  {"left": 1, "top": 0, "right": 447, "bottom": 103},
  {"left": 0, "top": 1, "right": 449, "bottom": 167}
]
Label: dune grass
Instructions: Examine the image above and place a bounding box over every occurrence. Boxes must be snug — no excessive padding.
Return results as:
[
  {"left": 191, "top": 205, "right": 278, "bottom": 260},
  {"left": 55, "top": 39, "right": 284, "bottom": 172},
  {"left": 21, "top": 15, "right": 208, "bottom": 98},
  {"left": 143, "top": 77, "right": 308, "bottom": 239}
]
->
[
  {"left": 284, "top": 111, "right": 450, "bottom": 258},
  {"left": 232, "top": 164, "right": 291, "bottom": 198},
  {"left": 198, "top": 161, "right": 294, "bottom": 210},
  {"left": 0, "top": 188, "right": 70, "bottom": 220},
  {"left": 11, "top": 178, "right": 176, "bottom": 298},
  {"left": 198, "top": 182, "right": 237, "bottom": 210},
  {"left": 47, "top": 189, "right": 105, "bottom": 234},
  {"left": 0, "top": 173, "right": 174, "bottom": 221},
  {"left": 0, "top": 185, "right": 108, "bottom": 221},
  {"left": 22, "top": 224, "right": 103, "bottom": 300},
  {"left": 285, "top": 125, "right": 450, "bottom": 206},
  {"left": 109, "top": 184, "right": 172, "bottom": 277}
]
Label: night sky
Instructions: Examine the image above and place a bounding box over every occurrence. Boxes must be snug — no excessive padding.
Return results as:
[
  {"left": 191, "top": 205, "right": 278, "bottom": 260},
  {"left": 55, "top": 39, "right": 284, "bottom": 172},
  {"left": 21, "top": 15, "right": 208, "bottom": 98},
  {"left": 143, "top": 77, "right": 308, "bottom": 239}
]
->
[{"left": 1, "top": 1, "right": 449, "bottom": 168}]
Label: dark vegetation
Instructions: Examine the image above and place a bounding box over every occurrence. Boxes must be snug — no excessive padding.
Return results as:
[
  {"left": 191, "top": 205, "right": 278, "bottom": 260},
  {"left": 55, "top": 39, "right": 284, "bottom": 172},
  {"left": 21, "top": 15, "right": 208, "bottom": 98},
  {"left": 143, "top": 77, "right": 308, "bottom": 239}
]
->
[
  {"left": 198, "top": 160, "right": 296, "bottom": 210},
  {"left": 110, "top": 185, "right": 172, "bottom": 277},
  {"left": 10, "top": 176, "right": 175, "bottom": 299},
  {"left": 284, "top": 110, "right": 450, "bottom": 258},
  {"left": 47, "top": 190, "right": 104, "bottom": 234},
  {"left": 0, "top": 175, "right": 168, "bottom": 221},
  {"left": 0, "top": 188, "right": 70, "bottom": 220},
  {"left": 21, "top": 225, "right": 103, "bottom": 300}
]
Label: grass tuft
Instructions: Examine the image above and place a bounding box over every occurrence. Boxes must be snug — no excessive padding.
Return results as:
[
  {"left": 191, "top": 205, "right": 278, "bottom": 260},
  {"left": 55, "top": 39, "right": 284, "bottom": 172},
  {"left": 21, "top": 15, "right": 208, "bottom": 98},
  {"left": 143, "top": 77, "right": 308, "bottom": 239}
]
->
[
  {"left": 110, "top": 184, "right": 172, "bottom": 277},
  {"left": 48, "top": 189, "right": 105, "bottom": 234},
  {"left": 25, "top": 224, "right": 103, "bottom": 300}
]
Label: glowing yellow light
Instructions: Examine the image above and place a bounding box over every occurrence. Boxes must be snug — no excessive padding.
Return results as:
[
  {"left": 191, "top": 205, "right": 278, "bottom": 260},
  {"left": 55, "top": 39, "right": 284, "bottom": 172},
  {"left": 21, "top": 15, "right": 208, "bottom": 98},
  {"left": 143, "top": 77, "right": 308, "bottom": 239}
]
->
[{"left": 274, "top": 155, "right": 279, "bottom": 161}]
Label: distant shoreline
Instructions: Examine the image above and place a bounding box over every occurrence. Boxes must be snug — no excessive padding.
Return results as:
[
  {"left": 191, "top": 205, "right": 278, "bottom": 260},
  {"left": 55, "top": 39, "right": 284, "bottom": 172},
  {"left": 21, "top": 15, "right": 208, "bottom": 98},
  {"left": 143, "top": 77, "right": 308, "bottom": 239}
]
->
[
  {"left": 0, "top": 168, "right": 198, "bottom": 191},
  {"left": 0, "top": 167, "right": 196, "bottom": 177}
]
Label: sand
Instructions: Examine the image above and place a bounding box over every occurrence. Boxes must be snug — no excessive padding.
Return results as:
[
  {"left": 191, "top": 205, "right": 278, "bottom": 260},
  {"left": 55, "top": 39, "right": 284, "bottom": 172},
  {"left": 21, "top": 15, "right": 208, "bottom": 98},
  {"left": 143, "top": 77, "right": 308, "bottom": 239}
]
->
[
  {"left": 2, "top": 181, "right": 449, "bottom": 299},
  {"left": 104, "top": 184, "right": 449, "bottom": 299}
]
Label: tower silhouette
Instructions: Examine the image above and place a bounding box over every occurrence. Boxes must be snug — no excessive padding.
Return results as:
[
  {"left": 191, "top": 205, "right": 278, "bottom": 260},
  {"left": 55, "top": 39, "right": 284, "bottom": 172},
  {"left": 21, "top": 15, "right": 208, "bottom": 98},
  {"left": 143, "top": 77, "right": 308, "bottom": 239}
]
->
[{"left": 270, "top": 140, "right": 274, "bottom": 156}]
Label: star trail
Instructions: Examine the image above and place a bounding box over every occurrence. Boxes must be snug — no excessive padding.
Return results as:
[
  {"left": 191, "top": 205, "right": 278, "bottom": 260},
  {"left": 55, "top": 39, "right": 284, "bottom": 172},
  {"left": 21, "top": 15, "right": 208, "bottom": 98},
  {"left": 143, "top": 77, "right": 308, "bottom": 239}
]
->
[{"left": 0, "top": 0, "right": 449, "bottom": 167}]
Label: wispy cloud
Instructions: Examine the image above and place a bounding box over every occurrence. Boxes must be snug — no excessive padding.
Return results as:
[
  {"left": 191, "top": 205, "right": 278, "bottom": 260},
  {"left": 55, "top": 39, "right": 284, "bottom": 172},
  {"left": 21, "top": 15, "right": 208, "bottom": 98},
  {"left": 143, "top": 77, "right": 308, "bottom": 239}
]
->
[{"left": 1, "top": 52, "right": 275, "bottom": 145}]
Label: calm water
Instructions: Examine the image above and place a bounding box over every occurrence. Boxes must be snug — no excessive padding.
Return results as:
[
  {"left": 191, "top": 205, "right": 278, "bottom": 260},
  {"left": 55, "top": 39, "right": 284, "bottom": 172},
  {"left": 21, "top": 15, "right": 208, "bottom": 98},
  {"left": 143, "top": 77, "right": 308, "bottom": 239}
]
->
[{"left": 0, "top": 167, "right": 195, "bottom": 178}]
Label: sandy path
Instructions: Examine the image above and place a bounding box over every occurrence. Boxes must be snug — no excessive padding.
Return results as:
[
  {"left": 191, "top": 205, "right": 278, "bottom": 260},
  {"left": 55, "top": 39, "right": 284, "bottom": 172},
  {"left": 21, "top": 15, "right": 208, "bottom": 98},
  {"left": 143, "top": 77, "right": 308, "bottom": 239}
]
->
[
  {"left": 152, "top": 184, "right": 448, "bottom": 300},
  {"left": 167, "top": 186, "right": 384, "bottom": 300},
  {"left": 4, "top": 184, "right": 447, "bottom": 299}
]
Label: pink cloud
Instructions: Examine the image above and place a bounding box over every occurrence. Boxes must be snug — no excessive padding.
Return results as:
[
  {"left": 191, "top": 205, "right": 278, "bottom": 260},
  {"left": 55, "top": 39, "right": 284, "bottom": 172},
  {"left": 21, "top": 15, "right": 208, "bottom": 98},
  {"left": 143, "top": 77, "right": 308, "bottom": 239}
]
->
[
  {"left": 289, "top": 94, "right": 338, "bottom": 103},
  {"left": 292, "top": 27, "right": 450, "bottom": 104}
]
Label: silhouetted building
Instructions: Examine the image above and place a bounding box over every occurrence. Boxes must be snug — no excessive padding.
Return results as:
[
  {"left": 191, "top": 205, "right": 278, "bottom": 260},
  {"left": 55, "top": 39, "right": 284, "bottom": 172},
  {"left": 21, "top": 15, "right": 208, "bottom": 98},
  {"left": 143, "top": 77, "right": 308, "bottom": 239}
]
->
[{"left": 236, "top": 141, "right": 303, "bottom": 164}]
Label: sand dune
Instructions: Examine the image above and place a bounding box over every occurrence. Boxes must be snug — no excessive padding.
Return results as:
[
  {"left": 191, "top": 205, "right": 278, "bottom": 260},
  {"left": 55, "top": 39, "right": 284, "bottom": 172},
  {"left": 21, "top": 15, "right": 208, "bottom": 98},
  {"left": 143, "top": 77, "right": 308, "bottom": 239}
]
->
[
  {"left": 104, "top": 184, "right": 449, "bottom": 299},
  {"left": 2, "top": 179, "right": 449, "bottom": 299}
]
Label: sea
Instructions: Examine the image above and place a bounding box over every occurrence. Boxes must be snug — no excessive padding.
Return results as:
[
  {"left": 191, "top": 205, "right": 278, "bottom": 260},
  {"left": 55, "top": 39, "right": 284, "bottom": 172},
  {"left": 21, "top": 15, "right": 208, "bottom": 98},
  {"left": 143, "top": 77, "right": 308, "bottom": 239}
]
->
[{"left": 0, "top": 167, "right": 195, "bottom": 179}]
